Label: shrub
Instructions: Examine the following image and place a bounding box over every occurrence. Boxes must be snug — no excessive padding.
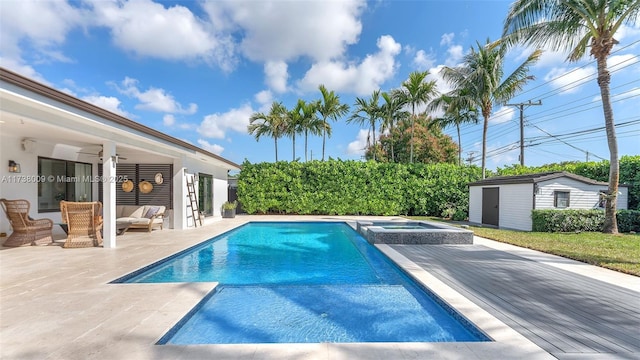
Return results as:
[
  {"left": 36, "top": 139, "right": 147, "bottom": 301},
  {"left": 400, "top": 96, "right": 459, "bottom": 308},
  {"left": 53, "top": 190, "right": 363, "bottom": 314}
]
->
[
  {"left": 617, "top": 210, "right": 640, "bottom": 233},
  {"left": 452, "top": 209, "right": 467, "bottom": 221},
  {"left": 497, "top": 155, "right": 640, "bottom": 210},
  {"left": 532, "top": 209, "right": 640, "bottom": 233},
  {"left": 237, "top": 159, "right": 481, "bottom": 216}
]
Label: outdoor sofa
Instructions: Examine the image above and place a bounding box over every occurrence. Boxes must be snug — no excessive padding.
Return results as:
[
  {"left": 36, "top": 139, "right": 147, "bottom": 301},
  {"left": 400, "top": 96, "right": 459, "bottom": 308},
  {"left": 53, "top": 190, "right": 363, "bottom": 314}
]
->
[{"left": 116, "top": 205, "right": 165, "bottom": 234}]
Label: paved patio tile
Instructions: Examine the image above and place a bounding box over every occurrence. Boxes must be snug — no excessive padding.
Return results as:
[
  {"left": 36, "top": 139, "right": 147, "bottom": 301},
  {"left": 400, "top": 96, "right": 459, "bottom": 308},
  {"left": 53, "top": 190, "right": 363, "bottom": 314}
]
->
[{"left": 2, "top": 215, "right": 632, "bottom": 359}]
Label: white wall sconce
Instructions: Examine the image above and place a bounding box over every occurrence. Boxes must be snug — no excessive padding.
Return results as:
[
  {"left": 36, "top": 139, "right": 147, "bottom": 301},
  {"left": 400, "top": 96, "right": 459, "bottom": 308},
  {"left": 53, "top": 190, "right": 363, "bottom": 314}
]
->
[{"left": 8, "top": 160, "right": 20, "bottom": 173}]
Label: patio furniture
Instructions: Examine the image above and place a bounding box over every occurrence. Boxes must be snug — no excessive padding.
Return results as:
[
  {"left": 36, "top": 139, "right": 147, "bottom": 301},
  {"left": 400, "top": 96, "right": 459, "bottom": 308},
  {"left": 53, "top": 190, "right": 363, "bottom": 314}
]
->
[
  {"left": 60, "top": 201, "right": 103, "bottom": 248},
  {"left": 0, "top": 198, "right": 54, "bottom": 246},
  {"left": 116, "top": 205, "right": 165, "bottom": 233}
]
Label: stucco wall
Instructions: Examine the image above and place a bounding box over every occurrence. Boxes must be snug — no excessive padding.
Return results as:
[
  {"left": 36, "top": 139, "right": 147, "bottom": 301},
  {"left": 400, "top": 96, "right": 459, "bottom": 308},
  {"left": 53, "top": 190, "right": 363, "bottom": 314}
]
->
[{"left": 0, "top": 134, "right": 77, "bottom": 235}]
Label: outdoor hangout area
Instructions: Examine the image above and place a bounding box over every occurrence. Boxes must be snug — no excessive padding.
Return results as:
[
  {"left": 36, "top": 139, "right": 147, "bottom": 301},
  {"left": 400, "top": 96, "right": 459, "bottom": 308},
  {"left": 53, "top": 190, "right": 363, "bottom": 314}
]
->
[
  {"left": 2, "top": 0, "right": 640, "bottom": 358},
  {"left": 0, "top": 199, "right": 167, "bottom": 248},
  {"left": 1, "top": 215, "right": 638, "bottom": 359}
]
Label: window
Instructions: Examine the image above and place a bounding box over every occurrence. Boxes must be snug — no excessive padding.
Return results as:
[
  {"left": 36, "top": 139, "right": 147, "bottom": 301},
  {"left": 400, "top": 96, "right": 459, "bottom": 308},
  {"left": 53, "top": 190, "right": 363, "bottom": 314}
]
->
[
  {"left": 38, "top": 157, "right": 92, "bottom": 212},
  {"left": 554, "top": 191, "right": 570, "bottom": 208}
]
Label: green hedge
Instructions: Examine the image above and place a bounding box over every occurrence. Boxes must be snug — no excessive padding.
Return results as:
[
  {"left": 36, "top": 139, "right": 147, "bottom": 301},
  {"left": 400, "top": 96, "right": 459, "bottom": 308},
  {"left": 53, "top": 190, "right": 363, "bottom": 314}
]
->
[
  {"left": 497, "top": 155, "right": 640, "bottom": 210},
  {"left": 532, "top": 209, "right": 640, "bottom": 233},
  {"left": 237, "top": 160, "right": 482, "bottom": 216}
]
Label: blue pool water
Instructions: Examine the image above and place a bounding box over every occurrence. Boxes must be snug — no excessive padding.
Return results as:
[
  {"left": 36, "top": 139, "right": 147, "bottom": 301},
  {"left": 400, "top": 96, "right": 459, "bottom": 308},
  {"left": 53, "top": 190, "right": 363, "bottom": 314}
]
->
[{"left": 116, "top": 222, "right": 489, "bottom": 344}]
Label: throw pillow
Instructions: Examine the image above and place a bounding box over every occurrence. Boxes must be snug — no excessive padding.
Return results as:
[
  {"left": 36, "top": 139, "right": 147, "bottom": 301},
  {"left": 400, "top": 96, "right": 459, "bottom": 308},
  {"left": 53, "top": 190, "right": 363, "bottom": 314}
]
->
[{"left": 144, "top": 206, "right": 160, "bottom": 219}]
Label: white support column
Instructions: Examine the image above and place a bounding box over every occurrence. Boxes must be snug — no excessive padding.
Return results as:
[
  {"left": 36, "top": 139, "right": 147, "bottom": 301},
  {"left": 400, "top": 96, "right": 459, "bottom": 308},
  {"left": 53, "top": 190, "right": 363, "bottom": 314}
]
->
[
  {"left": 172, "top": 156, "right": 187, "bottom": 230},
  {"left": 102, "top": 141, "right": 117, "bottom": 248}
]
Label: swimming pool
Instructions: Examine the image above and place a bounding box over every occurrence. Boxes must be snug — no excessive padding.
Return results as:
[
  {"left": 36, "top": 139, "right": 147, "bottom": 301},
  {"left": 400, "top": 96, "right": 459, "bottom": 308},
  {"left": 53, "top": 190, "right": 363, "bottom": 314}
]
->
[{"left": 115, "top": 222, "right": 489, "bottom": 344}]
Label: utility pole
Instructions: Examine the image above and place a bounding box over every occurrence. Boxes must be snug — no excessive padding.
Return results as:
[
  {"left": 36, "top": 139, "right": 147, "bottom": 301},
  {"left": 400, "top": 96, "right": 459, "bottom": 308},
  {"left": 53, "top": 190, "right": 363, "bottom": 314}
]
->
[
  {"left": 505, "top": 100, "right": 542, "bottom": 166},
  {"left": 466, "top": 151, "right": 477, "bottom": 166}
]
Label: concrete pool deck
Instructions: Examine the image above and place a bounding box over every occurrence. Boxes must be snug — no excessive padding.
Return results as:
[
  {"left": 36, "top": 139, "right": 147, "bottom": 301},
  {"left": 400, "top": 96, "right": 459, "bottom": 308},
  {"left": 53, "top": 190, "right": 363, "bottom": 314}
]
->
[{"left": 1, "top": 215, "right": 637, "bottom": 359}]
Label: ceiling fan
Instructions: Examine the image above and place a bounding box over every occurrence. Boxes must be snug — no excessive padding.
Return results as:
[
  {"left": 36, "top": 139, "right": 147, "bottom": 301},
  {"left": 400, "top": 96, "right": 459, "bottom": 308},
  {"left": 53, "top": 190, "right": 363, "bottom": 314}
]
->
[{"left": 77, "top": 146, "right": 128, "bottom": 160}]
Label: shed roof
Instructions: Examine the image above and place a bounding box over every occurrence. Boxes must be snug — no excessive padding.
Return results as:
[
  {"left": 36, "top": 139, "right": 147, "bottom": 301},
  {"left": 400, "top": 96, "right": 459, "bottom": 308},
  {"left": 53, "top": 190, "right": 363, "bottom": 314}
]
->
[{"left": 468, "top": 171, "right": 628, "bottom": 187}]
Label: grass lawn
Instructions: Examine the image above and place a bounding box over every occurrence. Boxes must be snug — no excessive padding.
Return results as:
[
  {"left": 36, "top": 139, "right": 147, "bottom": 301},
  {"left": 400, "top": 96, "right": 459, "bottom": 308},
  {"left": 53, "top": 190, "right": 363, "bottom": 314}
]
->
[{"left": 409, "top": 217, "right": 640, "bottom": 276}]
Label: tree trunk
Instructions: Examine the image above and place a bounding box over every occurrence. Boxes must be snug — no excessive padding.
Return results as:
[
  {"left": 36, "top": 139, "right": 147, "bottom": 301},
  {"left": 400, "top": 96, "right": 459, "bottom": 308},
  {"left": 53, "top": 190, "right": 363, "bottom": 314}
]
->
[
  {"left": 275, "top": 138, "right": 278, "bottom": 162},
  {"left": 457, "top": 123, "right": 461, "bottom": 166},
  {"left": 372, "top": 122, "right": 377, "bottom": 161},
  {"left": 292, "top": 134, "right": 296, "bottom": 161},
  {"left": 596, "top": 55, "right": 619, "bottom": 234},
  {"left": 410, "top": 104, "right": 415, "bottom": 163},
  {"left": 305, "top": 129, "right": 308, "bottom": 162},
  {"left": 322, "top": 120, "right": 327, "bottom": 161},
  {"left": 481, "top": 114, "right": 488, "bottom": 179},
  {"left": 390, "top": 123, "right": 395, "bottom": 162}
]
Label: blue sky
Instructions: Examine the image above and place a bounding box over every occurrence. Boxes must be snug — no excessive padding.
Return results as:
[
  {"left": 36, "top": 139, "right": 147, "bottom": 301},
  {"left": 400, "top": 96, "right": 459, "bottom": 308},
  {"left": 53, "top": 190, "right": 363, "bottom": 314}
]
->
[{"left": 2, "top": 0, "right": 638, "bottom": 168}]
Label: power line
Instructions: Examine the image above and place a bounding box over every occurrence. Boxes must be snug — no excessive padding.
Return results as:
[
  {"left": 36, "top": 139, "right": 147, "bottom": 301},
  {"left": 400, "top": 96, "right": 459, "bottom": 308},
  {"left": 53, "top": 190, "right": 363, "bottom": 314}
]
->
[
  {"left": 511, "top": 39, "right": 640, "bottom": 99},
  {"left": 505, "top": 100, "right": 542, "bottom": 166}
]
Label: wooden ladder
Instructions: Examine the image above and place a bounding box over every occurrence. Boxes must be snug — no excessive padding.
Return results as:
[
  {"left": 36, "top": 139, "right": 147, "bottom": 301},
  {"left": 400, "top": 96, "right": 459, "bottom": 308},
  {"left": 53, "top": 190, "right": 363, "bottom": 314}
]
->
[{"left": 186, "top": 175, "right": 202, "bottom": 227}]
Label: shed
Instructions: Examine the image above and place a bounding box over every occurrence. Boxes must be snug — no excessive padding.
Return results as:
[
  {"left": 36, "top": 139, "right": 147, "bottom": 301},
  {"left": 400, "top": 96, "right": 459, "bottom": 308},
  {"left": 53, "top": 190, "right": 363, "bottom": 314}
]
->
[{"left": 468, "top": 172, "right": 629, "bottom": 231}]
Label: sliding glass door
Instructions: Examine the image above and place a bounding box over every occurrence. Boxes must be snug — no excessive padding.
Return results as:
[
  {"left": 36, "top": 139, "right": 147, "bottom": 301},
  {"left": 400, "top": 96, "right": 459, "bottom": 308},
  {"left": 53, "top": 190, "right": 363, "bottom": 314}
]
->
[{"left": 198, "top": 173, "right": 213, "bottom": 216}]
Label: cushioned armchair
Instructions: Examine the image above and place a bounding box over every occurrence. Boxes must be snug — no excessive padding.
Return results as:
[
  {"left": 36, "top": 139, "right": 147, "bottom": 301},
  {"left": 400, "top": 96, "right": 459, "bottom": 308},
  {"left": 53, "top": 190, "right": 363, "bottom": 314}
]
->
[
  {"left": 60, "top": 201, "right": 103, "bottom": 248},
  {"left": 0, "top": 198, "right": 53, "bottom": 246}
]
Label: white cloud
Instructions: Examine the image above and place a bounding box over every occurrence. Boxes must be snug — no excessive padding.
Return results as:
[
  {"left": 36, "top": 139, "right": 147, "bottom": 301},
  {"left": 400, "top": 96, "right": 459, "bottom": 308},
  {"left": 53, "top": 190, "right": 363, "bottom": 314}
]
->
[
  {"left": 0, "top": 0, "right": 84, "bottom": 64},
  {"left": 608, "top": 54, "right": 640, "bottom": 71},
  {"left": 615, "top": 22, "right": 640, "bottom": 44},
  {"left": 544, "top": 66, "right": 596, "bottom": 94},
  {"left": 163, "top": 114, "right": 175, "bottom": 126},
  {"left": 197, "top": 139, "right": 224, "bottom": 155},
  {"left": 90, "top": 0, "right": 235, "bottom": 70},
  {"left": 428, "top": 64, "right": 452, "bottom": 95},
  {"left": 254, "top": 90, "right": 273, "bottom": 112},
  {"left": 204, "top": 0, "right": 365, "bottom": 62},
  {"left": 0, "top": 57, "right": 47, "bottom": 83},
  {"left": 82, "top": 95, "right": 130, "bottom": 117},
  {"left": 595, "top": 87, "right": 640, "bottom": 103},
  {"left": 254, "top": 90, "right": 273, "bottom": 105},
  {"left": 445, "top": 45, "right": 464, "bottom": 66},
  {"left": 413, "top": 50, "right": 435, "bottom": 71},
  {"left": 613, "top": 87, "right": 640, "bottom": 102},
  {"left": 198, "top": 103, "right": 253, "bottom": 139},
  {"left": 489, "top": 107, "right": 516, "bottom": 124},
  {"left": 298, "top": 35, "right": 401, "bottom": 96},
  {"left": 440, "top": 33, "right": 455, "bottom": 46},
  {"left": 115, "top": 77, "right": 198, "bottom": 114},
  {"left": 346, "top": 129, "right": 371, "bottom": 155},
  {"left": 264, "top": 61, "right": 288, "bottom": 93}
]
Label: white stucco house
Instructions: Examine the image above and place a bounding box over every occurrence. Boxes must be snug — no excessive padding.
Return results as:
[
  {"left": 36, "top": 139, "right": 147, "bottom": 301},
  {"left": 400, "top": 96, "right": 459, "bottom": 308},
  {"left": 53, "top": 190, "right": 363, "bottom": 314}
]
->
[
  {"left": 468, "top": 171, "right": 629, "bottom": 231},
  {"left": 0, "top": 67, "right": 241, "bottom": 248}
]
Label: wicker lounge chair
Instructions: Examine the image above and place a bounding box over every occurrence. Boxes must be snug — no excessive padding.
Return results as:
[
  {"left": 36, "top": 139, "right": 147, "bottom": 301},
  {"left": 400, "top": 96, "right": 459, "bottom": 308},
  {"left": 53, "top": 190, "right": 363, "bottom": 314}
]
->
[
  {"left": 0, "top": 198, "right": 54, "bottom": 246},
  {"left": 60, "top": 201, "right": 103, "bottom": 248}
]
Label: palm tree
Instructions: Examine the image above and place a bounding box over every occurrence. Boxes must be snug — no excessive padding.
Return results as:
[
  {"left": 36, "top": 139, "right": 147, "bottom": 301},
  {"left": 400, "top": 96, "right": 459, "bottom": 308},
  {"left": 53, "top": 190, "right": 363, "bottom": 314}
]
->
[
  {"left": 429, "top": 90, "right": 479, "bottom": 165},
  {"left": 502, "top": 0, "right": 640, "bottom": 234},
  {"left": 441, "top": 39, "right": 541, "bottom": 178},
  {"left": 287, "top": 100, "right": 306, "bottom": 161},
  {"left": 248, "top": 101, "right": 287, "bottom": 162},
  {"left": 399, "top": 71, "right": 439, "bottom": 163},
  {"left": 299, "top": 100, "right": 323, "bottom": 161},
  {"left": 380, "top": 89, "right": 408, "bottom": 162},
  {"left": 317, "top": 85, "right": 350, "bottom": 161},
  {"left": 348, "top": 90, "right": 382, "bottom": 160}
]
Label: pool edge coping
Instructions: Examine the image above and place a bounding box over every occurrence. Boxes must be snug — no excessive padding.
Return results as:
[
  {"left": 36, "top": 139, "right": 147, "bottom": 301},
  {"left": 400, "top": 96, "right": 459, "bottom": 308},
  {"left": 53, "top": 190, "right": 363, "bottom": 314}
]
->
[{"left": 376, "top": 244, "right": 552, "bottom": 356}]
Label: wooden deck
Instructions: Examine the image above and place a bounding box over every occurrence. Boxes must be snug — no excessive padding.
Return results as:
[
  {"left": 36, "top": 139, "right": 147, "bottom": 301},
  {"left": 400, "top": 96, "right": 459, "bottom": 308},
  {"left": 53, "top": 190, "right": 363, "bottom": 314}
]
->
[{"left": 390, "top": 244, "right": 640, "bottom": 359}]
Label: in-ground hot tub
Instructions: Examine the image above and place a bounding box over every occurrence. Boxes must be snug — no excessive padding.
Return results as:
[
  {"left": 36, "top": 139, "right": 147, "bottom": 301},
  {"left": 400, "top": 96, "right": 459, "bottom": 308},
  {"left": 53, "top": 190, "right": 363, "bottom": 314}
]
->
[{"left": 356, "top": 220, "right": 473, "bottom": 245}]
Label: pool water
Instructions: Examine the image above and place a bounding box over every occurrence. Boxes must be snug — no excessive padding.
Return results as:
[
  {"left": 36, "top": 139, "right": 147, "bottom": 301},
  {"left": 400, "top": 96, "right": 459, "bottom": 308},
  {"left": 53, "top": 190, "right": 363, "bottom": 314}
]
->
[{"left": 117, "top": 222, "right": 489, "bottom": 344}]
